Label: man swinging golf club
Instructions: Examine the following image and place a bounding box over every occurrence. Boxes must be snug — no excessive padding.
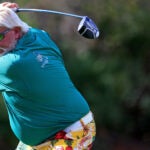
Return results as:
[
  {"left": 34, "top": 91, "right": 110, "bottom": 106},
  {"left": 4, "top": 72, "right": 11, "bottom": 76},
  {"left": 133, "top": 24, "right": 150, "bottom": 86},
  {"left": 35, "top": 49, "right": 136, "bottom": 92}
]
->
[{"left": 0, "top": 2, "right": 96, "bottom": 150}]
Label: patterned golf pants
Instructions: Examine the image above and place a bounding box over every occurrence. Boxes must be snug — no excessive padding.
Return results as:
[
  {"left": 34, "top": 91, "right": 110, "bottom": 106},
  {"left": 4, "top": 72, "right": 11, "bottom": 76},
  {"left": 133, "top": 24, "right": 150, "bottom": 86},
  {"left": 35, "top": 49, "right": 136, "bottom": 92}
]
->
[{"left": 16, "top": 112, "right": 96, "bottom": 150}]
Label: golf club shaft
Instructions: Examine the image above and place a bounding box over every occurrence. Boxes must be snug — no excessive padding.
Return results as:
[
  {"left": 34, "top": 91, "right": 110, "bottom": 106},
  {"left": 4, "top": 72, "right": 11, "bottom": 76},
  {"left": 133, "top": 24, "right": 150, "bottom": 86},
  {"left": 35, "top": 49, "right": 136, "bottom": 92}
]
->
[{"left": 17, "top": 8, "right": 84, "bottom": 19}]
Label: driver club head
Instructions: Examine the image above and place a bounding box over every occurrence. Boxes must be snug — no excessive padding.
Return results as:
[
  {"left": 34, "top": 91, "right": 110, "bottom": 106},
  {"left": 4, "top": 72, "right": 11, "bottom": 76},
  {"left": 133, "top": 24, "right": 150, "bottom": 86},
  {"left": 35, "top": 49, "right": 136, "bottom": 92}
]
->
[{"left": 77, "top": 16, "right": 100, "bottom": 39}]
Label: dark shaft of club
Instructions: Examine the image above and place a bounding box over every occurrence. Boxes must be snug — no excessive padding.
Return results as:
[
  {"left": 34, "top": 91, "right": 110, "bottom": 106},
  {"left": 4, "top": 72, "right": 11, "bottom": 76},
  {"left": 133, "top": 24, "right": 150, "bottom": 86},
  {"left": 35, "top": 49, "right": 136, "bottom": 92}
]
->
[{"left": 17, "top": 8, "right": 84, "bottom": 19}]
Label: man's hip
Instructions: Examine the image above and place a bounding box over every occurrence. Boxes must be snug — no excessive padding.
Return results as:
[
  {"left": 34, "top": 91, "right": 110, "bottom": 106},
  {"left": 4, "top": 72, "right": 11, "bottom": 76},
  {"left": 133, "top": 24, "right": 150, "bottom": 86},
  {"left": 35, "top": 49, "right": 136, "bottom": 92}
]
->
[{"left": 16, "top": 111, "right": 96, "bottom": 150}]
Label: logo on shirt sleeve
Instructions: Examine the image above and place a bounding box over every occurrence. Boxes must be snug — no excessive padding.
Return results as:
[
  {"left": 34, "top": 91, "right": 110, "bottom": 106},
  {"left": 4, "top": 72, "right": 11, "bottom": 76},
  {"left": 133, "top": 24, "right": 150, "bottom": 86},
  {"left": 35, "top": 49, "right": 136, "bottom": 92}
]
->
[{"left": 33, "top": 52, "right": 49, "bottom": 68}]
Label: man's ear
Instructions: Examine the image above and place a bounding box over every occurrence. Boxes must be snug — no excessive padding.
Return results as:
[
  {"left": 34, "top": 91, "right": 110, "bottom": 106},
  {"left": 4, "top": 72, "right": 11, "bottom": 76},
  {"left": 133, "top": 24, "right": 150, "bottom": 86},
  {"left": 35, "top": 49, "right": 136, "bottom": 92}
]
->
[{"left": 13, "top": 27, "right": 22, "bottom": 39}]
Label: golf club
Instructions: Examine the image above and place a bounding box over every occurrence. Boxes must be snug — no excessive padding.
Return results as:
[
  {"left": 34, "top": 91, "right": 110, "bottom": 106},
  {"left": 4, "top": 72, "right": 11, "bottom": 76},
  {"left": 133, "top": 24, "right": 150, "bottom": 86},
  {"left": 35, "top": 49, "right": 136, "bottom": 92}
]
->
[{"left": 16, "top": 8, "right": 100, "bottom": 39}]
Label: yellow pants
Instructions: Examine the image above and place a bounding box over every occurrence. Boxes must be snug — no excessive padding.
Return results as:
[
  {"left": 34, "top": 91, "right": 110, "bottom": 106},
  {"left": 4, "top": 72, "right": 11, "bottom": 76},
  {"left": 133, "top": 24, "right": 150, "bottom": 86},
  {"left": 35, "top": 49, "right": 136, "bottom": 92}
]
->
[{"left": 16, "top": 117, "right": 96, "bottom": 150}]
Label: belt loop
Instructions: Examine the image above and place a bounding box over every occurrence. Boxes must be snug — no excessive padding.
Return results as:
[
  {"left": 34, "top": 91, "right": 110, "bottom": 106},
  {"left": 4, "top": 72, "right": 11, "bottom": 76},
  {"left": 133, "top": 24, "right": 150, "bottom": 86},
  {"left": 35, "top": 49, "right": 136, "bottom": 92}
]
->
[
  {"left": 80, "top": 118, "right": 89, "bottom": 136},
  {"left": 80, "top": 118, "right": 86, "bottom": 128},
  {"left": 80, "top": 111, "right": 92, "bottom": 127}
]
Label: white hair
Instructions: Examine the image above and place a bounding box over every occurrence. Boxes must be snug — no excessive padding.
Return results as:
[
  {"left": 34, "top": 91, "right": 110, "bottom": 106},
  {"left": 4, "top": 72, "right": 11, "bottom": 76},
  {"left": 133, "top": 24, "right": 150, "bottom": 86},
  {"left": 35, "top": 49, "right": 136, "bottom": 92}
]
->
[{"left": 0, "top": 7, "right": 30, "bottom": 33}]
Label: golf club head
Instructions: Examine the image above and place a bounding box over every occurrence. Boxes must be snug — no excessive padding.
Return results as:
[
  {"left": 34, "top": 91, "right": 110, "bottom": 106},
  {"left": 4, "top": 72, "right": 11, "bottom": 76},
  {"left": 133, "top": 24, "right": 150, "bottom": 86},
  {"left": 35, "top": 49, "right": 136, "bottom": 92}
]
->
[{"left": 77, "top": 16, "right": 100, "bottom": 39}]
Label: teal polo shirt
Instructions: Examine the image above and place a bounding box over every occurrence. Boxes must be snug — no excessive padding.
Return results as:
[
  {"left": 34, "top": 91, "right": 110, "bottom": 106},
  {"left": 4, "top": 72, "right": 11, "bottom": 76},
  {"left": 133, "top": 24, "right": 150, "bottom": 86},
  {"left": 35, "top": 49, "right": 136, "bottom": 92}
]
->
[{"left": 0, "top": 28, "right": 90, "bottom": 145}]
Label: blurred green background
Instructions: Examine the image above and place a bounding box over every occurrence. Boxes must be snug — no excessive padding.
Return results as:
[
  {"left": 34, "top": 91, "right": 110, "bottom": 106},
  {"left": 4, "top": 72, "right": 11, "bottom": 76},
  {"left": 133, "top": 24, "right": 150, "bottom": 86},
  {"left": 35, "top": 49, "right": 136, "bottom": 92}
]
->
[{"left": 0, "top": 0, "right": 150, "bottom": 149}]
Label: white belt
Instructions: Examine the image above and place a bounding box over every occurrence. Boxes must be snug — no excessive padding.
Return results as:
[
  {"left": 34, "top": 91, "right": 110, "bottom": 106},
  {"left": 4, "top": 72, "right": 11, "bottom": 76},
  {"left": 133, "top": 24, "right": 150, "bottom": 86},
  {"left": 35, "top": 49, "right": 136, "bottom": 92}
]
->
[{"left": 64, "top": 111, "right": 93, "bottom": 133}]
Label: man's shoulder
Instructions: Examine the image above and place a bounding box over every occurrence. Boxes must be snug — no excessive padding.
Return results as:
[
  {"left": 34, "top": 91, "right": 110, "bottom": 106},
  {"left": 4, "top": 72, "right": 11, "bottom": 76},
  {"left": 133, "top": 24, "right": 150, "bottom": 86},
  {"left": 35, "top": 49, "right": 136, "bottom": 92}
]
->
[{"left": 30, "top": 28, "right": 48, "bottom": 35}]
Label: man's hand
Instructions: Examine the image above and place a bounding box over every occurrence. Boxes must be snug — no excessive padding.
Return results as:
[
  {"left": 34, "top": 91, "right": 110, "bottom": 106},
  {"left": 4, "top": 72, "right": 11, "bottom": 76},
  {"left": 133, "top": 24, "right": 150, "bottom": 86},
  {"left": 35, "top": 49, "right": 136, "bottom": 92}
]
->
[{"left": 0, "top": 2, "right": 19, "bottom": 11}]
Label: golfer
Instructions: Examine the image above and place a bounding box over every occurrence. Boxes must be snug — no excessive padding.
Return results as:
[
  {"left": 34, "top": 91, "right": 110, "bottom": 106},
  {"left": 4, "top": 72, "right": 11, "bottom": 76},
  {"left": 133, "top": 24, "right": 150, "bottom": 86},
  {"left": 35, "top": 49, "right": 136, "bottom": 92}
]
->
[{"left": 0, "top": 2, "right": 96, "bottom": 150}]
